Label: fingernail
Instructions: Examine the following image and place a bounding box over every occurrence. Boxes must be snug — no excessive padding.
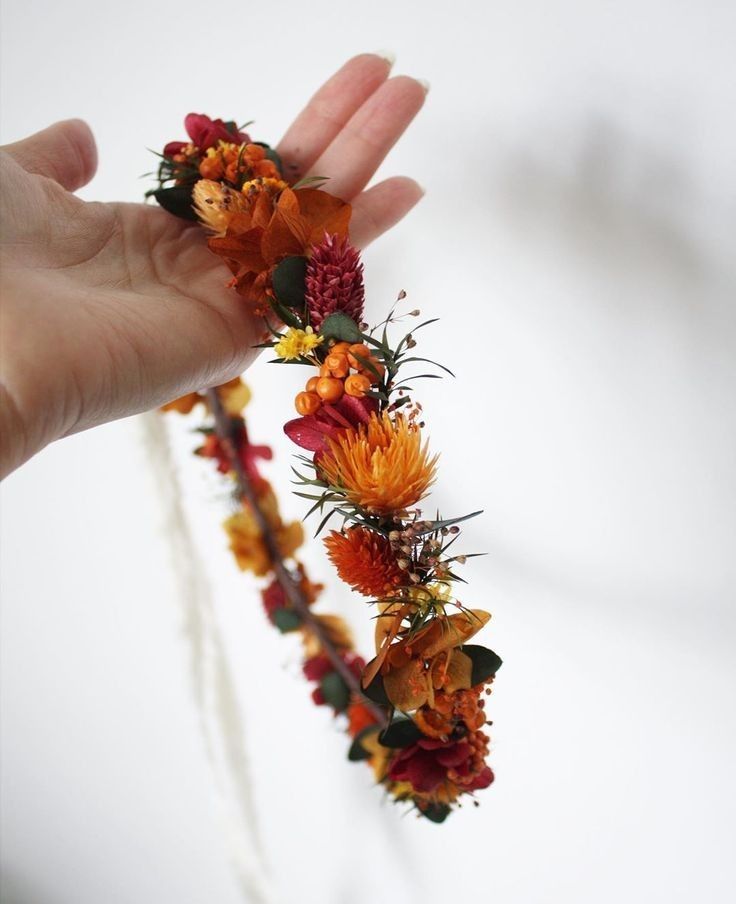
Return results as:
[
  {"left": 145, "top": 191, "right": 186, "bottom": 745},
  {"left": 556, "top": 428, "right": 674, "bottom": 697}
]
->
[
  {"left": 374, "top": 50, "right": 396, "bottom": 67},
  {"left": 417, "top": 78, "right": 430, "bottom": 93}
]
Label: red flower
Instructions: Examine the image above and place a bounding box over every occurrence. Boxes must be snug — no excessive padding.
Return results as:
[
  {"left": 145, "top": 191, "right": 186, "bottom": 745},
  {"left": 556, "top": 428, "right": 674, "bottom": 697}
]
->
[
  {"left": 197, "top": 423, "right": 271, "bottom": 481},
  {"left": 163, "top": 113, "right": 250, "bottom": 157},
  {"left": 283, "top": 394, "right": 377, "bottom": 453},
  {"left": 387, "top": 735, "right": 494, "bottom": 795}
]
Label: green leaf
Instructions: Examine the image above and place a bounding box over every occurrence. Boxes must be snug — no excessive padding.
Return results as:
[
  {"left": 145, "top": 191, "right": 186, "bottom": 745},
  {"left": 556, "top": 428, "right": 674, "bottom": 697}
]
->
[
  {"left": 152, "top": 186, "right": 198, "bottom": 221},
  {"left": 320, "top": 672, "right": 351, "bottom": 712},
  {"left": 269, "top": 297, "right": 303, "bottom": 329},
  {"left": 347, "top": 725, "right": 380, "bottom": 761},
  {"left": 319, "top": 312, "right": 362, "bottom": 343},
  {"left": 379, "top": 717, "right": 423, "bottom": 748},
  {"left": 462, "top": 644, "right": 503, "bottom": 685},
  {"left": 419, "top": 802, "right": 451, "bottom": 824},
  {"left": 272, "top": 608, "right": 302, "bottom": 633},
  {"left": 362, "top": 672, "right": 391, "bottom": 706},
  {"left": 272, "top": 256, "right": 308, "bottom": 309}
]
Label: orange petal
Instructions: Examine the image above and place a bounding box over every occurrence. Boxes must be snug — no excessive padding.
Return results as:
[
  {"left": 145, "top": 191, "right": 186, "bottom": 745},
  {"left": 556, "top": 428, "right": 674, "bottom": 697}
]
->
[
  {"left": 431, "top": 649, "right": 474, "bottom": 693},
  {"left": 383, "top": 657, "right": 430, "bottom": 711},
  {"left": 419, "top": 610, "right": 491, "bottom": 659}
]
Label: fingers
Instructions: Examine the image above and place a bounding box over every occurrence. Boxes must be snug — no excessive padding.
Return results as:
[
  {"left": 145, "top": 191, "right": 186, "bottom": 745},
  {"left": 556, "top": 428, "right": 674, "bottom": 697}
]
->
[
  {"left": 276, "top": 53, "right": 393, "bottom": 180},
  {"left": 2, "top": 119, "right": 97, "bottom": 192},
  {"left": 350, "top": 176, "right": 425, "bottom": 249},
  {"left": 306, "top": 76, "right": 428, "bottom": 200}
]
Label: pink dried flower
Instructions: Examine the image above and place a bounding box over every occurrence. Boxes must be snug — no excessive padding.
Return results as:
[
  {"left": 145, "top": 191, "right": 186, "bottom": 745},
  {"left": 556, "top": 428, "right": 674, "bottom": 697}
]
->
[{"left": 305, "top": 233, "right": 365, "bottom": 330}]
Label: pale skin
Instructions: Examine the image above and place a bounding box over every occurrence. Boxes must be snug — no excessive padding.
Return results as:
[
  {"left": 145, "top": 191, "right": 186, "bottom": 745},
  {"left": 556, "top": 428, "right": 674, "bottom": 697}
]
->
[{"left": 0, "top": 54, "right": 427, "bottom": 479}]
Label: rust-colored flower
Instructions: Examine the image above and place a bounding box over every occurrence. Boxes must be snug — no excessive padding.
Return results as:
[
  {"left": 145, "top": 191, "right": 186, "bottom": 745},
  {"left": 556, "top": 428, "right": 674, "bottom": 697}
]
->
[
  {"left": 324, "top": 526, "right": 405, "bottom": 597},
  {"left": 318, "top": 412, "right": 438, "bottom": 515},
  {"left": 208, "top": 186, "right": 352, "bottom": 313}
]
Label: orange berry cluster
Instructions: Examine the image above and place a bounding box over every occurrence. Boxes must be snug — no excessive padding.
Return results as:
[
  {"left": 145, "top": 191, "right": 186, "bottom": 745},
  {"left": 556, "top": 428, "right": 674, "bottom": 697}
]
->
[
  {"left": 196, "top": 141, "right": 280, "bottom": 185},
  {"left": 294, "top": 342, "right": 385, "bottom": 415}
]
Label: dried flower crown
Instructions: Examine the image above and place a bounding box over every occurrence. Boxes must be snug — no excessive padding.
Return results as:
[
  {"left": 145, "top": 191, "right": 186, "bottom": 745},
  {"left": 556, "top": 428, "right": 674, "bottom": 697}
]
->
[{"left": 148, "top": 113, "right": 502, "bottom": 823}]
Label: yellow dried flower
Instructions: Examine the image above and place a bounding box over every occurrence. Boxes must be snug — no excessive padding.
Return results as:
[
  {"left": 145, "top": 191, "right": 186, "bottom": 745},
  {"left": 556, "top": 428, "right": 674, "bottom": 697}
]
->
[{"left": 274, "top": 326, "right": 323, "bottom": 361}]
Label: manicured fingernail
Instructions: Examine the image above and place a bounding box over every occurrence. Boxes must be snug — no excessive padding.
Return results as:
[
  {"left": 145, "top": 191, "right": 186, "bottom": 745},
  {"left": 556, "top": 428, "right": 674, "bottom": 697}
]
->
[
  {"left": 417, "top": 78, "right": 430, "bottom": 93},
  {"left": 375, "top": 50, "right": 396, "bottom": 67}
]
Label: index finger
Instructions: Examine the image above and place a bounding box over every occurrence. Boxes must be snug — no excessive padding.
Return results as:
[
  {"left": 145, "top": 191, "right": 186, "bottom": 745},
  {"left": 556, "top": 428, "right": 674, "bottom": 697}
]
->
[{"left": 276, "top": 53, "right": 393, "bottom": 182}]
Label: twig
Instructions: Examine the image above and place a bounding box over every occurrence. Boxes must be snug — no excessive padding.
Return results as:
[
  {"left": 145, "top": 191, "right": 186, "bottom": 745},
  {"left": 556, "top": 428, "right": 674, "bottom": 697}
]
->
[{"left": 205, "top": 387, "right": 388, "bottom": 727}]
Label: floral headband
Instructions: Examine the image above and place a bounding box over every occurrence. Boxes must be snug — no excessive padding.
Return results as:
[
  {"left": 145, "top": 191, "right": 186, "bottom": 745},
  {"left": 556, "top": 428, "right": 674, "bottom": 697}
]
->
[{"left": 148, "top": 113, "right": 502, "bottom": 823}]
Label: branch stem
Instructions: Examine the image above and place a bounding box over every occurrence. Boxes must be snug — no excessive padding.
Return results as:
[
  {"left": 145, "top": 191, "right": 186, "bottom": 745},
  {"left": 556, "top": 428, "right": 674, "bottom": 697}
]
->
[{"left": 205, "top": 387, "right": 388, "bottom": 727}]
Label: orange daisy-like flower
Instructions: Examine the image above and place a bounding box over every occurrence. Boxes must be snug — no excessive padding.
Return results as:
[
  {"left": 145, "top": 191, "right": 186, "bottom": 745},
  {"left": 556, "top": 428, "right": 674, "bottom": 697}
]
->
[
  {"left": 208, "top": 185, "right": 352, "bottom": 313},
  {"left": 319, "top": 412, "right": 438, "bottom": 515},
  {"left": 324, "top": 526, "right": 405, "bottom": 597}
]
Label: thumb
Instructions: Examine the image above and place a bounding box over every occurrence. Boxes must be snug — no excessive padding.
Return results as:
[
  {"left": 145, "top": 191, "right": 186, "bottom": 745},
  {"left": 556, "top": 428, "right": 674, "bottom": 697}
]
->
[{"left": 2, "top": 119, "right": 97, "bottom": 192}]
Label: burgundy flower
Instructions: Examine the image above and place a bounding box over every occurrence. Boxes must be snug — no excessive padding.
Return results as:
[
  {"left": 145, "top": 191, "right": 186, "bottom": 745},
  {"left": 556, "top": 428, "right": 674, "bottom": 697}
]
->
[
  {"left": 284, "top": 394, "right": 377, "bottom": 453},
  {"left": 305, "top": 233, "right": 365, "bottom": 331},
  {"left": 163, "top": 113, "right": 250, "bottom": 157},
  {"left": 388, "top": 737, "right": 494, "bottom": 794}
]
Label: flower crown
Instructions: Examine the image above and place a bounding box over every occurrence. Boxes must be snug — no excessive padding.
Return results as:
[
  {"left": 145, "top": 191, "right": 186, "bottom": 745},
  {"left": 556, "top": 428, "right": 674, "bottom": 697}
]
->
[{"left": 149, "top": 113, "right": 502, "bottom": 823}]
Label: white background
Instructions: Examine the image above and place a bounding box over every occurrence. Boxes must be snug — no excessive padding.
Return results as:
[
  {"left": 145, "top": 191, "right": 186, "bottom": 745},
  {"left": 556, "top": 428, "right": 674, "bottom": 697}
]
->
[{"left": 2, "top": 1, "right": 735, "bottom": 902}]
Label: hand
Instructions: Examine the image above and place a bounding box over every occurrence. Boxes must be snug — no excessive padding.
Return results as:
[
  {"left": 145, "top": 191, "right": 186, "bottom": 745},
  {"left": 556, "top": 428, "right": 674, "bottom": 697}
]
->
[{"left": 0, "top": 53, "right": 427, "bottom": 478}]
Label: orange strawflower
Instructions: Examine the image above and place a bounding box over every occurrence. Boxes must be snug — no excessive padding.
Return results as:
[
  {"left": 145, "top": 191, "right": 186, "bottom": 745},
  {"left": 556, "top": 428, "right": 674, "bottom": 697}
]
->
[
  {"left": 208, "top": 186, "right": 352, "bottom": 313},
  {"left": 319, "top": 412, "right": 438, "bottom": 515},
  {"left": 324, "top": 526, "right": 405, "bottom": 597}
]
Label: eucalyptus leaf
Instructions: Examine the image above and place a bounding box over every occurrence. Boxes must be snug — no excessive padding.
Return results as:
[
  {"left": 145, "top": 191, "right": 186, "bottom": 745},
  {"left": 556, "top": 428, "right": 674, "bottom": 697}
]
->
[
  {"left": 347, "top": 725, "right": 380, "bottom": 762},
  {"left": 379, "top": 717, "right": 423, "bottom": 749},
  {"left": 272, "top": 256, "right": 308, "bottom": 309},
  {"left": 152, "top": 186, "right": 198, "bottom": 221},
  {"left": 272, "top": 608, "right": 302, "bottom": 633},
  {"left": 419, "top": 802, "right": 451, "bottom": 824},
  {"left": 319, "top": 312, "right": 362, "bottom": 343},
  {"left": 320, "top": 672, "right": 350, "bottom": 712},
  {"left": 362, "top": 672, "right": 391, "bottom": 706},
  {"left": 461, "top": 644, "right": 503, "bottom": 685}
]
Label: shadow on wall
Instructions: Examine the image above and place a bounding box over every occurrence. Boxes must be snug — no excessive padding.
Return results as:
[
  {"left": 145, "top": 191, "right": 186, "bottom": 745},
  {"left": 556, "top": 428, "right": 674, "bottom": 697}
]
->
[
  {"left": 492, "top": 117, "right": 735, "bottom": 323},
  {"left": 473, "top": 117, "right": 736, "bottom": 609}
]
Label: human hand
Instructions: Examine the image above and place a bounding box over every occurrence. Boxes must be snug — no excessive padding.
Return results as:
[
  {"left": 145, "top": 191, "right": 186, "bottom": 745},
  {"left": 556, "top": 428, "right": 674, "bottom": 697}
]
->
[{"left": 0, "top": 53, "right": 427, "bottom": 478}]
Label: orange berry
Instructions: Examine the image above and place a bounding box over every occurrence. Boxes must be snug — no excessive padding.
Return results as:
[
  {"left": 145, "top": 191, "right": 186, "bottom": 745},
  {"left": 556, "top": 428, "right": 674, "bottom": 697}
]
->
[
  {"left": 295, "top": 391, "right": 321, "bottom": 416},
  {"left": 316, "top": 376, "right": 344, "bottom": 403},
  {"left": 344, "top": 373, "right": 371, "bottom": 398},
  {"left": 306, "top": 375, "right": 320, "bottom": 393},
  {"left": 325, "top": 352, "right": 349, "bottom": 378},
  {"left": 199, "top": 157, "right": 224, "bottom": 180},
  {"left": 331, "top": 341, "right": 351, "bottom": 355},
  {"left": 319, "top": 363, "right": 332, "bottom": 378},
  {"left": 347, "top": 344, "right": 371, "bottom": 369}
]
